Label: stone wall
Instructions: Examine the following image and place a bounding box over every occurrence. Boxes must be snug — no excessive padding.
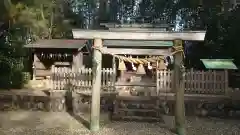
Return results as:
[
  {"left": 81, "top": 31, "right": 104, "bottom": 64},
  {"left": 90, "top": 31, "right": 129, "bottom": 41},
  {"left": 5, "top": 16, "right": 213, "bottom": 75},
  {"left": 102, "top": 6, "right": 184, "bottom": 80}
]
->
[
  {"left": 0, "top": 90, "right": 66, "bottom": 112},
  {"left": 0, "top": 90, "right": 114, "bottom": 113},
  {"left": 1, "top": 90, "right": 240, "bottom": 119}
]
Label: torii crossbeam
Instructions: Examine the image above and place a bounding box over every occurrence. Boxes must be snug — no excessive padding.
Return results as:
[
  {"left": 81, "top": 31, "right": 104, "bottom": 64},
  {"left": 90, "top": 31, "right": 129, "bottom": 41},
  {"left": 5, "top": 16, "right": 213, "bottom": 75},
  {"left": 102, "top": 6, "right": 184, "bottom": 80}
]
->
[
  {"left": 72, "top": 29, "right": 206, "bottom": 135},
  {"left": 72, "top": 29, "right": 206, "bottom": 41}
]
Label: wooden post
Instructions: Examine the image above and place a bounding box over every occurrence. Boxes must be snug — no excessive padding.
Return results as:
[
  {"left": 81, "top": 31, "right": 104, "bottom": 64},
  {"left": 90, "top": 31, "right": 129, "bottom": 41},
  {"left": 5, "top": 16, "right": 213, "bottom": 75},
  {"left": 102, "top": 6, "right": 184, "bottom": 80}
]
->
[
  {"left": 224, "top": 69, "right": 229, "bottom": 96},
  {"left": 112, "top": 56, "right": 116, "bottom": 87},
  {"left": 90, "top": 38, "right": 102, "bottom": 132},
  {"left": 51, "top": 65, "right": 55, "bottom": 90},
  {"left": 33, "top": 53, "right": 37, "bottom": 80},
  {"left": 173, "top": 40, "right": 186, "bottom": 135}
]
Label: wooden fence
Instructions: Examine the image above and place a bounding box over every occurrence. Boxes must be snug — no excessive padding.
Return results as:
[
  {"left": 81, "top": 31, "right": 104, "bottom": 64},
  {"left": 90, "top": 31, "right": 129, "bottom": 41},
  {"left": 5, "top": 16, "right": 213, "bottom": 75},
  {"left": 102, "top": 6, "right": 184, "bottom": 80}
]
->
[
  {"left": 51, "top": 67, "right": 116, "bottom": 92},
  {"left": 51, "top": 67, "right": 228, "bottom": 95},
  {"left": 156, "top": 69, "right": 228, "bottom": 95}
]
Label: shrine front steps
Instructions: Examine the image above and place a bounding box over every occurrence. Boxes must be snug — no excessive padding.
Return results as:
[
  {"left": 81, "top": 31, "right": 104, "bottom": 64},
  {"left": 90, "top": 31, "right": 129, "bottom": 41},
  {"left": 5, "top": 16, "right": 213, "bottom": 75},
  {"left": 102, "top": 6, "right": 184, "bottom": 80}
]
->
[
  {"left": 110, "top": 95, "right": 171, "bottom": 122},
  {"left": 71, "top": 93, "right": 169, "bottom": 123}
]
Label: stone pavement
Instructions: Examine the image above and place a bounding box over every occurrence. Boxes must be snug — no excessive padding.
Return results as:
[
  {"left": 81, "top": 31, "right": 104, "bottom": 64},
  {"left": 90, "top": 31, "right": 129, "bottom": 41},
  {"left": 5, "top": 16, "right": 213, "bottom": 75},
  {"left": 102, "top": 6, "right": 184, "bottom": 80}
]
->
[{"left": 0, "top": 111, "right": 239, "bottom": 135}]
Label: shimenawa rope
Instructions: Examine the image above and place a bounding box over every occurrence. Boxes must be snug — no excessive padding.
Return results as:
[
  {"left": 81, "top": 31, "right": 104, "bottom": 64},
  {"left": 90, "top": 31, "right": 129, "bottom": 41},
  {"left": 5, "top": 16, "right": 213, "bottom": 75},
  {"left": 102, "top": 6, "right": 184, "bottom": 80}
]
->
[{"left": 92, "top": 46, "right": 184, "bottom": 66}]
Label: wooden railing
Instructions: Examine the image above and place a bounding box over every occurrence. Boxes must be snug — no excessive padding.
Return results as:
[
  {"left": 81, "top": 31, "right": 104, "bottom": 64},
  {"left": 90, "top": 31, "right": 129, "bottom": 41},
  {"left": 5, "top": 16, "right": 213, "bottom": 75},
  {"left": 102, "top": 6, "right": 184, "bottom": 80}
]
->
[
  {"left": 51, "top": 67, "right": 116, "bottom": 92},
  {"left": 156, "top": 69, "right": 228, "bottom": 95}
]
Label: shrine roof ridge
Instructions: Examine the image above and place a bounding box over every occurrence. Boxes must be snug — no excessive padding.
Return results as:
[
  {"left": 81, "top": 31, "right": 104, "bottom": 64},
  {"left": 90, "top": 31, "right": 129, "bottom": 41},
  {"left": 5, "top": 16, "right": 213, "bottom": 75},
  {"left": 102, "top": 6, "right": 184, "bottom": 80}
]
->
[{"left": 24, "top": 39, "right": 88, "bottom": 49}]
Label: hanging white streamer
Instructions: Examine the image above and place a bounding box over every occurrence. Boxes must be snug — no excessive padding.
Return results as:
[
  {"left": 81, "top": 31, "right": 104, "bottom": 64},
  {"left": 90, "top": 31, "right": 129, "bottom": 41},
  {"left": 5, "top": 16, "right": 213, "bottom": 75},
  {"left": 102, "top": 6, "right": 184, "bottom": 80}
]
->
[
  {"left": 132, "top": 62, "right": 136, "bottom": 71},
  {"left": 147, "top": 62, "right": 152, "bottom": 70}
]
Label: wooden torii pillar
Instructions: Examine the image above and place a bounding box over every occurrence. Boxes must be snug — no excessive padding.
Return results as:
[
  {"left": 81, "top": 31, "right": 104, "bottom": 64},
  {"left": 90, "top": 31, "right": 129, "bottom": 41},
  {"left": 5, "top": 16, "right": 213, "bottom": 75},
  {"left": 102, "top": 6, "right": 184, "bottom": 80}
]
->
[{"left": 72, "top": 29, "right": 206, "bottom": 134}]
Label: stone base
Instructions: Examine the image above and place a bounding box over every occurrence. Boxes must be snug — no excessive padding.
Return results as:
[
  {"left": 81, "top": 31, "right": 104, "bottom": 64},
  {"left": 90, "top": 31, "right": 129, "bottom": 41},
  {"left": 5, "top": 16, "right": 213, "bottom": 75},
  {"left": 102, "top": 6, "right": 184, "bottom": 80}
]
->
[
  {"left": 0, "top": 90, "right": 66, "bottom": 112},
  {"left": 49, "top": 97, "right": 66, "bottom": 112},
  {"left": 72, "top": 92, "right": 116, "bottom": 114},
  {"left": 1, "top": 90, "right": 240, "bottom": 119}
]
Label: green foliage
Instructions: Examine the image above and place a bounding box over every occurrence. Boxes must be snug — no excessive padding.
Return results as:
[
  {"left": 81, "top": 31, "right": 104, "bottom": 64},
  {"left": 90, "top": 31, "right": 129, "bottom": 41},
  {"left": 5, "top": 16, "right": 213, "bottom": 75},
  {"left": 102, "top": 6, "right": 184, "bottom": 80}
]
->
[
  {"left": 0, "top": 55, "right": 29, "bottom": 89},
  {"left": 0, "top": 0, "right": 240, "bottom": 89},
  {"left": 2, "top": 0, "right": 75, "bottom": 40},
  {"left": 201, "top": 4, "right": 240, "bottom": 64},
  {"left": 220, "top": 6, "right": 240, "bottom": 65},
  {"left": 0, "top": 52, "right": 24, "bottom": 89},
  {"left": 0, "top": 0, "right": 77, "bottom": 89}
]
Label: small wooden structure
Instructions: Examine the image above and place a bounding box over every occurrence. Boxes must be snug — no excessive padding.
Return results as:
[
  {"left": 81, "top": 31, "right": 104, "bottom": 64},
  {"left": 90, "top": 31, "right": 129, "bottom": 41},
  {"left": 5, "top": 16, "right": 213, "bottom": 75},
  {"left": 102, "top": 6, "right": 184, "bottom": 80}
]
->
[
  {"left": 25, "top": 39, "right": 91, "bottom": 80},
  {"left": 72, "top": 25, "right": 206, "bottom": 134}
]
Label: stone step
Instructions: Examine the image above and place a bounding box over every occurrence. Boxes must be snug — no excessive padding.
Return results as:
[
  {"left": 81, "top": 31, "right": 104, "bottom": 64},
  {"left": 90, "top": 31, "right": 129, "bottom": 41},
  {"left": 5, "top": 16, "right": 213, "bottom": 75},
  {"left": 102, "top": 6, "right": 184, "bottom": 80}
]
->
[
  {"left": 25, "top": 80, "right": 50, "bottom": 90},
  {"left": 36, "top": 77, "right": 45, "bottom": 80},
  {"left": 111, "top": 115, "right": 163, "bottom": 122}
]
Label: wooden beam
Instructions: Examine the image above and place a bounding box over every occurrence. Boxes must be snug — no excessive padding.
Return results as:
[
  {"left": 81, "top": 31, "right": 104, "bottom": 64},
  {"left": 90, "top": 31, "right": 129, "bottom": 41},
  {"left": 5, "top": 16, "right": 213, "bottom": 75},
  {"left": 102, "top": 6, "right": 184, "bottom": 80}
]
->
[
  {"left": 172, "top": 40, "right": 186, "bottom": 135},
  {"left": 24, "top": 39, "right": 87, "bottom": 49},
  {"left": 103, "top": 40, "right": 173, "bottom": 47},
  {"left": 108, "top": 28, "right": 168, "bottom": 32},
  {"left": 100, "top": 23, "right": 171, "bottom": 28},
  {"left": 90, "top": 38, "right": 102, "bottom": 132},
  {"left": 102, "top": 47, "right": 171, "bottom": 55},
  {"left": 72, "top": 29, "right": 206, "bottom": 41}
]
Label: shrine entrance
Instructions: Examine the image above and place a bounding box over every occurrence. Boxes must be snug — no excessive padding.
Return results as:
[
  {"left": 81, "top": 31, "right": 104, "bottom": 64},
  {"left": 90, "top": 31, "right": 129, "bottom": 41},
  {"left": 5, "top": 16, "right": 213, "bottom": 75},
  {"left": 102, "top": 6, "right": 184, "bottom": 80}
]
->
[{"left": 72, "top": 27, "right": 206, "bottom": 135}]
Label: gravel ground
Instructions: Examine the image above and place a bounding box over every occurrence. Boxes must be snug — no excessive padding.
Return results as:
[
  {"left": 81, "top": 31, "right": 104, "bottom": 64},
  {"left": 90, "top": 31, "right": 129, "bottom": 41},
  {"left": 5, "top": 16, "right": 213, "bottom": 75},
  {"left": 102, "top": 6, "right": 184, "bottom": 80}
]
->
[{"left": 0, "top": 111, "right": 239, "bottom": 135}]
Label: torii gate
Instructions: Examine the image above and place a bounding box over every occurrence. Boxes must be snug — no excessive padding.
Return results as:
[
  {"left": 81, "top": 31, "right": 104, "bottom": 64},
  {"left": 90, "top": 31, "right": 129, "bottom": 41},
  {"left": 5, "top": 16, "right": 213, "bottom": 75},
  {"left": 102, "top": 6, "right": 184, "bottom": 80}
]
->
[{"left": 72, "top": 29, "right": 206, "bottom": 135}]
